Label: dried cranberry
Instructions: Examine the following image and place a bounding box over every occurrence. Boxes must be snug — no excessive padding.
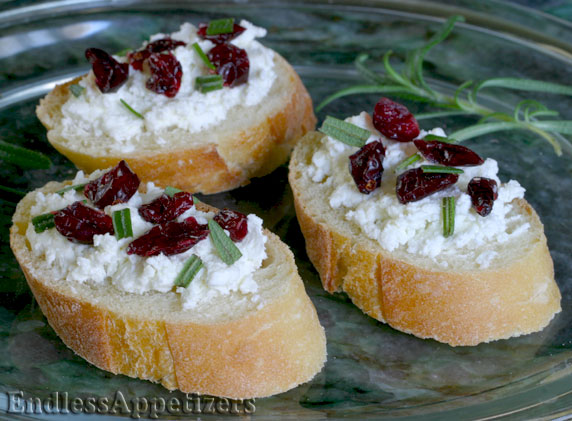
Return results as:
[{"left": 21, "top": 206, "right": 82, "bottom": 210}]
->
[
  {"left": 128, "top": 38, "right": 186, "bottom": 71},
  {"left": 213, "top": 209, "right": 248, "bottom": 242},
  {"left": 85, "top": 48, "right": 129, "bottom": 93},
  {"left": 373, "top": 97, "right": 420, "bottom": 142},
  {"left": 145, "top": 52, "right": 183, "bottom": 97},
  {"left": 127, "top": 49, "right": 151, "bottom": 71},
  {"left": 414, "top": 139, "right": 484, "bottom": 167},
  {"left": 197, "top": 22, "right": 246, "bottom": 43},
  {"left": 54, "top": 201, "right": 114, "bottom": 244},
  {"left": 84, "top": 160, "right": 140, "bottom": 209},
  {"left": 138, "top": 192, "right": 194, "bottom": 224},
  {"left": 468, "top": 177, "right": 498, "bottom": 217},
  {"left": 127, "top": 216, "right": 209, "bottom": 257},
  {"left": 396, "top": 168, "right": 458, "bottom": 204},
  {"left": 349, "top": 140, "right": 385, "bottom": 194},
  {"left": 207, "top": 43, "right": 249, "bottom": 87}
]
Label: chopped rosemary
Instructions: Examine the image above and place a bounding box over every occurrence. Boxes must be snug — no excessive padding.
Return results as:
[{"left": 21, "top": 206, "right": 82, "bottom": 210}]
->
[
  {"left": 32, "top": 213, "right": 55, "bottom": 233},
  {"left": 56, "top": 183, "right": 86, "bottom": 196},
  {"left": 395, "top": 153, "right": 422, "bottom": 171},
  {"left": 112, "top": 208, "right": 133, "bottom": 240},
  {"left": 196, "top": 75, "right": 223, "bottom": 93},
  {"left": 421, "top": 165, "right": 464, "bottom": 174},
  {"left": 192, "top": 42, "right": 216, "bottom": 70},
  {"left": 69, "top": 84, "right": 85, "bottom": 97},
  {"left": 319, "top": 116, "right": 370, "bottom": 147},
  {"left": 208, "top": 219, "right": 242, "bottom": 265},
  {"left": 423, "top": 134, "right": 456, "bottom": 143},
  {"left": 206, "top": 18, "right": 235, "bottom": 35},
  {"left": 120, "top": 99, "right": 144, "bottom": 119},
  {"left": 442, "top": 197, "right": 456, "bottom": 237},
  {"left": 174, "top": 255, "right": 203, "bottom": 288},
  {"left": 164, "top": 186, "right": 183, "bottom": 197}
]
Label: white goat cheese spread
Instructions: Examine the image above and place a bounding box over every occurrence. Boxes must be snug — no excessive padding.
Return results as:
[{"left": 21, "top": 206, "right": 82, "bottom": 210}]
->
[
  {"left": 59, "top": 20, "right": 276, "bottom": 153},
  {"left": 307, "top": 112, "right": 529, "bottom": 269},
  {"left": 25, "top": 170, "right": 268, "bottom": 310}
]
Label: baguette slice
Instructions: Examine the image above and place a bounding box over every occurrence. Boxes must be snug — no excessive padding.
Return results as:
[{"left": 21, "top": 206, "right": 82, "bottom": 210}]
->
[
  {"left": 10, "top": 181, "right": 326, "bottom": 398},
  {"left": 289, "top": 132, "right": 561, "bottom": 347},
  {"left": 36, "top": 52, "right": 316, "bottom": 194}
]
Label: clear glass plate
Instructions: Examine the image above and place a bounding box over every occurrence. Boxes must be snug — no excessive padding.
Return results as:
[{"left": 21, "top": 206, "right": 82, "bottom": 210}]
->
[{"left": 1, "top": 1, "right": 572, "bottom": 419}]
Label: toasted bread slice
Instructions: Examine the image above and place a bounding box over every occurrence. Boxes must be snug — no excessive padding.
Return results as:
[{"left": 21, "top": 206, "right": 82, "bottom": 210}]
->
[
  {"left": 10, "top": 180, "right": 326, "bottom": 398},
  {"left": 289, "top": 131, "right": 561, "bottom": 346},
  {"left": 36, "top": 52, "right": 316, "bottom": 194}
]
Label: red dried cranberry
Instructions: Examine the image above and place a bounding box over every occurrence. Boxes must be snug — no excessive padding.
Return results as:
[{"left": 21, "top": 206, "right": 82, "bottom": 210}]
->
[
  {"left": 127, "top": 49, "right": 151, "bottom": 71},
  {"left": 54, "top": 201, "right": 114, "bottom": 244},
  {"left": 349, "top": 140, "right": 385, "bottom": 194},
  {"left": 207, "top": 43, "right": 249, "bottom": 87},
  {"left": 128, "top": 38, "right": 186, "bottom": 71},
  {"left": 85, "top": 48, "right": 129, "bottom": 93},
  {"left": 145, "top": 52, "right": 183, "bottom": 97},
  {"left": 84, "top": 160, "right": 140, "bottom": 209},
  {"left": 468, "top": 177, "right": 498, "bottom": 217},
  {"left": 197, "top": 22, "right": 246, "bottom": 43},
  {"left": 396, "top": 168, "right": 458, "bottom": 204},
  {"left": 373, "top": 97, "right": 420, "bottom": 142},
  {"left": 414, "top": 139, "right": 484, "bottom": 167},
  {"left": 138, "top": 192, "right": 194, "bottom": 224},
  {"left": 213, "top": 209, "right": 248, "bottom": 242},
  {"left": 147, "top": 38, "right": 186, "bottom": 52},
  {"left": 127, "top": 216, "right": 209, "bottom": 257}
]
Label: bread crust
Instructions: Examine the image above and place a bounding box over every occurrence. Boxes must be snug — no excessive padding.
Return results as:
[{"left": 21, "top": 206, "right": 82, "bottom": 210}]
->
[
  {"left": 10, "top": 182, "right": 326, "bottom": 398},
  {"left": 289, "top": 132, "right": 561, "bottom": 346},
  {"left": 36, "top": 53, "right": 316, "bottom": 194}
]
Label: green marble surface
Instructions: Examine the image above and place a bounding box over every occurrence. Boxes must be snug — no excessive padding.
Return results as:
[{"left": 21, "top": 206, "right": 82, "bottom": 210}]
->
[{"left": 1, "top": 1, "right": 572, "bottom": 419}]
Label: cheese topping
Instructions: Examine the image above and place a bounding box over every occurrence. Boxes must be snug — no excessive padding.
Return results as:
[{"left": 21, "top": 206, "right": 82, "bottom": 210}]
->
[
  {"left": 25, "top": 170, "right": 268, "bottom": 309},
  {"left": 308, "top": 112, "right": 529, "bottom": 269},
  {"left": 59, "top": 20, "right": 276, "bottom": 154}
]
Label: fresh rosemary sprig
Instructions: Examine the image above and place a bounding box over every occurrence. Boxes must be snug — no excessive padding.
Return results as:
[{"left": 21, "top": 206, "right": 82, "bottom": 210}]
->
[
  {"left": 0, "top": 139, "right": 52, "bottom": 194},
  {"left": 0, "top": 140, "right": 51, "bottom": 169},
  {"left": 317, "top": 15, "right": 572, "bottom": 156}
]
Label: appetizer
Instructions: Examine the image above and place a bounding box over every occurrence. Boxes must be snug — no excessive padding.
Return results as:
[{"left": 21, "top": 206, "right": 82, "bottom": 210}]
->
[
  {"left": 289, "top": 97, "right": 561, "bottom": 346},
  {"left": 10, "top": 161, "right": 326, "bottom": 398}
]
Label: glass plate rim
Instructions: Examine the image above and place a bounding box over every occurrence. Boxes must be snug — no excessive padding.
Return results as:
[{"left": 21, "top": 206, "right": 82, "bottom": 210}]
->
[{"left": 1, "top": 1, "right": 572, "bottom": 419}]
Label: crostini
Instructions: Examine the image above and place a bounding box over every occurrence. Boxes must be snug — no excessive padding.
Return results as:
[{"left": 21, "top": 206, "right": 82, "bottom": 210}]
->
[
  {"left": 289, "top": 99, "right": 561, "bottom": 346},
  {"left": 11, "top": 161, "right": 326, "bottom": 398},
  {"left": 37, "top": 19, "right": 316, "bottom": 194}
]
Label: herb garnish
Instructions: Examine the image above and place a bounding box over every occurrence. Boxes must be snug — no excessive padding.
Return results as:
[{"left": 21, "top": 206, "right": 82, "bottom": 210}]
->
[
  {"left": 174, "top": 255, "right": 203, "bottom": 288},
  {"left": 208, "top": 219, "right": 242, "bottom": 265},
  {"left": 317, "top": 15, "right": 572, "bottom": 156},
  {"left": 192, "top": 42, "right": 216, "bottom": 70},
  {"left": 112, "top": 208, "right": 133, "bottom": 240},
  {"left": 0, "top": 140, "right": 51, "bottom": 170},
  {"left": 206, "top": 18, "right": 235, "bottom": 35},
  {"left": 32, "top": 213, "right": 55, "bottom": 233},
  {"left": 164, "top": 186, "right": 183, "bottom": 197},
  {"left": 319, "top": 116, "right": 370, "bottom": 147},
  {"left": 395, "top": 153, "right": 422, "bottom": 171},
  {"left": 442, "top": 197, "right": 456, "bottom": 237},
  {"left": 421, "top": 165, "right": 464, "bottom": 174},
  {"left": 196, "top": 75, "right": 224, "bottom": 93},
  {"left": 423, "top": 134, "right": 456, "bottom": 143},
  {"left": 120, "top": 99, "right": 144, "bottom": 119},
  {"left": 56, "top": 183, "right": 87, "bottom": 196},
  {"left": 69, "top": 84, "right": 85, "bottom": 97}
]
